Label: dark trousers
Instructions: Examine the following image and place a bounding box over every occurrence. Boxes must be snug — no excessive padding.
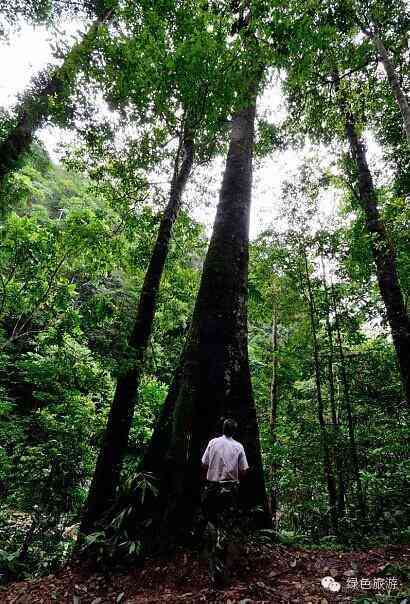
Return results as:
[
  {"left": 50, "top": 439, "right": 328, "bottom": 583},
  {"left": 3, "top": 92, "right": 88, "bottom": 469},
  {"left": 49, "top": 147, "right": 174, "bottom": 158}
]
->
[
  {"left": 202, "top": 481, "right": 239, "bottom": 524},
  {"left": 202, "top": 481, "right": 239, "bottom": 587}
]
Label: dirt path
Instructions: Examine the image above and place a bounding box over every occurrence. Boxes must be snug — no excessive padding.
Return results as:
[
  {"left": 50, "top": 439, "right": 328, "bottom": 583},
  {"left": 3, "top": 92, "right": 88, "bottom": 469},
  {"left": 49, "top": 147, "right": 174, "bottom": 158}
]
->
[{"left": 1, "top": 544, "right": 409, "bottom": 603}]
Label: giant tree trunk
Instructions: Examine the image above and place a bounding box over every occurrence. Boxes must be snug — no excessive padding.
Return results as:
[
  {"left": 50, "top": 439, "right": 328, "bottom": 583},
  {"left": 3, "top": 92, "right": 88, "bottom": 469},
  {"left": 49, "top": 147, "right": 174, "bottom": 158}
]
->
[
  {"left": 140, "top": 90, "right": 269, "bottom": 549},
  {"left": 343, "top": 112, "right": 410, "bottom": 406},
  {"left": 302, "top": 249, "right": 339, "bottom": 534},
  {"left": 0, "top": 4, "right": 113, "bottom": 190},
  {"left": 80, "top": 132, "right": 194, "bottom": 535}
]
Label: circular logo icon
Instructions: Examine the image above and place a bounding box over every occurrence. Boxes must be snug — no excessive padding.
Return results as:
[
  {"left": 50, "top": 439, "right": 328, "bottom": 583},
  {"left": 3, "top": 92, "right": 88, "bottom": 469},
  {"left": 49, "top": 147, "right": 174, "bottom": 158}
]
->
[{"left": 321, "top": 576, "right": 341, "bottom": 592}]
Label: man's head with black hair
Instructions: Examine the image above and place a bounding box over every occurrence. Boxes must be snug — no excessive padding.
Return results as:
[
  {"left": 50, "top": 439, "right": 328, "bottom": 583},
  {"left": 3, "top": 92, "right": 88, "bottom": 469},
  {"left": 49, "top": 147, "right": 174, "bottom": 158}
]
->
[{"left": 222, "top": 418, "right": 238, "bottom": 437}]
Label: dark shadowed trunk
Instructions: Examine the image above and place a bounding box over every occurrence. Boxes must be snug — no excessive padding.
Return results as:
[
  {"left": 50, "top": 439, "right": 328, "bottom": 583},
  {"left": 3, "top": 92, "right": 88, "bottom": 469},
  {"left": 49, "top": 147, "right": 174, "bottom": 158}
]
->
[
  {"left": 80, "top": 132, "right": 194, "bottom": 535},
  {"left": 330, "top": 281, "right": 366, "bottom": 521},
  {"left": 302, "top": 249, "right": 339, "bottom": 534},
  {"left": 0, "top": 5, "right": 113, "bottom": 190},
  {"left": 343, "top": 111, "right": 410, "bottom": 406},
  {"left": 139, "top": 90, "right": 269, "bottom": 550}
]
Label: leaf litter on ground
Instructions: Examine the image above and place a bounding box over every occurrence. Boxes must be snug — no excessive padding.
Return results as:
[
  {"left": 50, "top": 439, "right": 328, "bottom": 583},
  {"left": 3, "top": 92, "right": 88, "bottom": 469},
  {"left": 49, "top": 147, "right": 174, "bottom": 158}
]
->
[{"left": 0, "top": 543, "right": 408, "bottom": 603}]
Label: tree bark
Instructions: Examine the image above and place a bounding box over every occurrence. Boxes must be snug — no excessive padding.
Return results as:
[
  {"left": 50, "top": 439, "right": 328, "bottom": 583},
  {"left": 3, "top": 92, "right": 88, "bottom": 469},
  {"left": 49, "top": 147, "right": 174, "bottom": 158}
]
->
[
  {"left": 80, "top": 132, "right": 194, "bottom": 535},
  {"left": 343, "top": 111, "right": 410, "bottom": 406},
  {"left": 0, "top": 4, "right": 113, "bottom": 189},
  {"left": 302, "top": 248, "right": 339, "bottom": 534},
  {"left": 139, "top": 88, "right": 269, "bottom": 550}
]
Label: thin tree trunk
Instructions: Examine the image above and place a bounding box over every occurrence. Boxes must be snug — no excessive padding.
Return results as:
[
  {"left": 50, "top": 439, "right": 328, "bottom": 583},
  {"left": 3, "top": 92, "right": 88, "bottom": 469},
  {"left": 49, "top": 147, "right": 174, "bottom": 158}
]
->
[
  {"left": 0, "top": 4, "right": 114, "bottom": 189},
  {"left": 270, "top": 304, "right": 279, "bottom": 523},
  {"left": 320, "top": 256, "right": 345, "bottom": 517},
  {"left": 139, "top": 86, "right": 269, "bottom": 550},
  {"left": 365, "top": 27, "right": 410, "bottom": 144},
  {"left": 343, "top": 110, "right": 410, "bottom": 406},
  {"left": 330, "top": 281, "right": 366, "bottom": 521},
  {"left": 80, "top": 132, "right": 194, "bottom": 535},
  {"left": 302, "top": 248, "right": 338, "bottom": 534},
  {"left": 270, "top": 305, "right": 279, "bottom": 431}
]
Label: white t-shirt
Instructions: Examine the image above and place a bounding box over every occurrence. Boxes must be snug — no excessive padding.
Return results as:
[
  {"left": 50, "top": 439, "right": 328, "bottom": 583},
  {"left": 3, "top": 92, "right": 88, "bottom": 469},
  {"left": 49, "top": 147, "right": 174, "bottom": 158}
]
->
[{"left": 201, "top": 435, "right": 249, "bottom": 482}]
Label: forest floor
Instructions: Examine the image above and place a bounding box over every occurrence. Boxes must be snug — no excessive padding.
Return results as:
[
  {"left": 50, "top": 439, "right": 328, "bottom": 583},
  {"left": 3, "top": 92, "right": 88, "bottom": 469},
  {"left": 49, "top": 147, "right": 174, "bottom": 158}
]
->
[{"left": 1, "top": 542, "right": 409, "bottom": 604}]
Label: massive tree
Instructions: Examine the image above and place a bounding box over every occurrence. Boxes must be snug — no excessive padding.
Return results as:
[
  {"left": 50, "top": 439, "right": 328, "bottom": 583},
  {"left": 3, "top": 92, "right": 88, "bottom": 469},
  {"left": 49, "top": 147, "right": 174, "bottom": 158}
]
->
[
  {"left": 80, "top": 1, "right": 245, "bottom": 533},
  {"left": 137, "top": 77, "right": 269, "bottom": 549}
]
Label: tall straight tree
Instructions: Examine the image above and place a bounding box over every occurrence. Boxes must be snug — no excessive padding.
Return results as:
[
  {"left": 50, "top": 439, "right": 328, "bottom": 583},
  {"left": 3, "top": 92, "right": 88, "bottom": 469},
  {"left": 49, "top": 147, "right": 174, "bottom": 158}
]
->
[
  {"left": 270, "top": 303, "right": 279, "bottom": 432},
  {"left": 269, "top": 298, "right": 280, "bottom": 522},
  {"left": 0, "top": 1, "right": 114, "bottom": 190},
  {"left": 330, "top": 281, "right": 366, "bottom": 520},
  {"left": 80, "top": 128, "right": 194, "bottom": 535},
  {"left": 80, "top": 2, "right": 249, "bottom": 535},
  {"left": 320, "top": 254, "right": 345, "bottom": 518},
  {"left": 340, "top": 96, "right": 410, "bottom": 406},
  {"left": 301, "top": 247, "right": 339, "bottom": 534},
  {"left": 139, "top": 79, "right": 269, "bottom": 549},
  {"left": 76, "top": 1, "right": 263, "bottom": 541}
]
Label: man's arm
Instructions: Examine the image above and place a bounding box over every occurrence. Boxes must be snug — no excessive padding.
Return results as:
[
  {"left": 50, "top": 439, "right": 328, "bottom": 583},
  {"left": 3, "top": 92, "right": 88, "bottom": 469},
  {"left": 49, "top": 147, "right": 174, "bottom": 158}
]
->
[
  {"left": 238, "top": 447, "right": 249, "bottom": 480},
  {"left": 201, "top": 442, "right": 211, "bottom": 481},
  {"left": 239, "top": 466, "right": 249, "bottom": 480},
  {"left": 202, "top": 462, "right": 209, "bottom": 480}
]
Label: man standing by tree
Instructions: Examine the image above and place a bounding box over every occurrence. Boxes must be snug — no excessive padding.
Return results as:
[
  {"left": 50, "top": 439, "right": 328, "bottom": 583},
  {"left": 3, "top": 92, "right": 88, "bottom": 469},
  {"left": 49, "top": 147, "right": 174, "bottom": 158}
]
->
[{"left": 201, "top": 418, "right": 249, "bottom": 588}]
